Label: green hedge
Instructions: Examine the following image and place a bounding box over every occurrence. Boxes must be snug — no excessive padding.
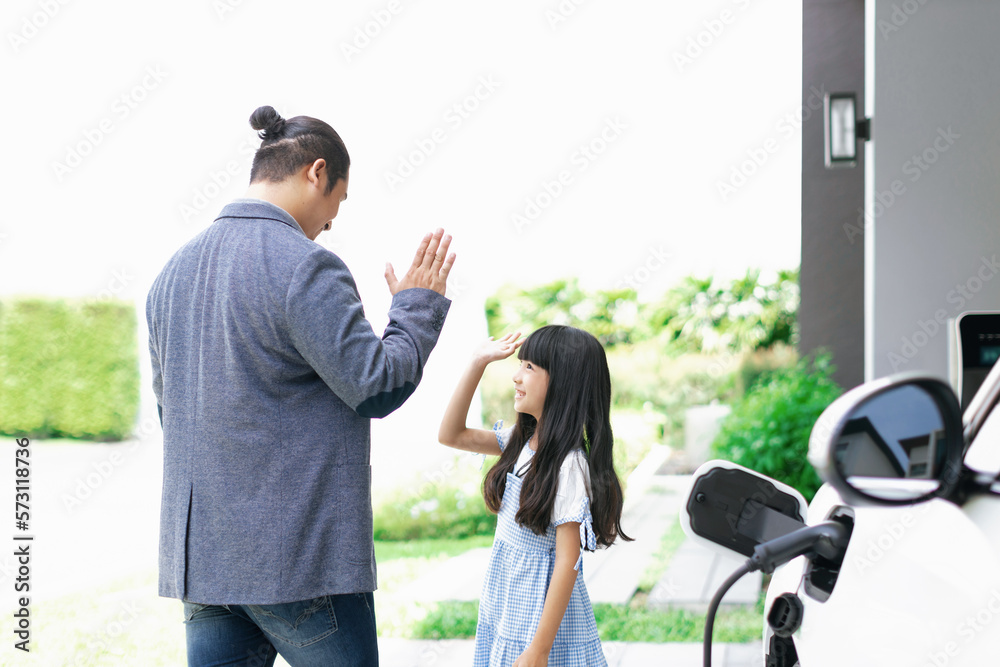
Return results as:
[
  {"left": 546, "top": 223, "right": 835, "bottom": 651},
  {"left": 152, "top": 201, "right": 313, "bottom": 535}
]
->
[
  {"left": 711, "top": 354, "right": 841, "bottom": 501},
  {"left": 0, "top": 298, "right": 140, "bottom": 441}
]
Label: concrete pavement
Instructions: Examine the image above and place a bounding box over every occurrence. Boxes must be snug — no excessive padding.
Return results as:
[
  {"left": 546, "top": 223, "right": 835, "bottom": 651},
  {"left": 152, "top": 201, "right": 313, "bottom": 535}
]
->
[{"left": 379, "top": 638, "right": 763, "bottom": 666}]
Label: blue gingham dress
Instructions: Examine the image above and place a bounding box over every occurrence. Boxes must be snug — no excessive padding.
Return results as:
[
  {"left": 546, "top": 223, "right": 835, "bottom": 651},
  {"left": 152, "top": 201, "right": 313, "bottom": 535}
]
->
[{"left": 473, "top": 422, "right": 607, "bottom": 666}]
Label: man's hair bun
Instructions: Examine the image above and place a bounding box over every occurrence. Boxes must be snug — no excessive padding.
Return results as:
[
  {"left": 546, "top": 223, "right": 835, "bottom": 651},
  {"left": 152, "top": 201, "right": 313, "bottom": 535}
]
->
[{"left": 249, "top": 105, "right": 287, "bottom": 141}]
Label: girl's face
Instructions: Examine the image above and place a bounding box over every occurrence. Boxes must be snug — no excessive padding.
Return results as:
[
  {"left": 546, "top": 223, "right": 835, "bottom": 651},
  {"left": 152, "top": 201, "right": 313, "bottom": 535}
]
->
[{"left": 512, "top": 359, "right": 549, "bottom": 423}]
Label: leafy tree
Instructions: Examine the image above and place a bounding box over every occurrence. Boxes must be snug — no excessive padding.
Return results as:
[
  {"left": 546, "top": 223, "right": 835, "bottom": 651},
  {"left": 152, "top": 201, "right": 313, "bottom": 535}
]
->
[
  {"left": 484, "top": 268, "right": 798, "bottom": 354},
  {"left": 646, "top": 269, "right": 799, "bottom": 354},
  {"left": 485, "top": 279, "right": 639, "bottom": 348}
]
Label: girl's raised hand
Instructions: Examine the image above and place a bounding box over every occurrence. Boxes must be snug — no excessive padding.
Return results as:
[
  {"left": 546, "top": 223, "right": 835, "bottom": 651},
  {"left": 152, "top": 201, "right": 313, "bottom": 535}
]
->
[{"left": 472, "top": 332, "right": 523, "bottom": 367}]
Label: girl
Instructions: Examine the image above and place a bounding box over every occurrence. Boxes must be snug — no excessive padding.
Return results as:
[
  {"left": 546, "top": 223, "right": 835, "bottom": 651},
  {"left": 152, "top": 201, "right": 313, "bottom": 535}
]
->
[{"left": 438, "top": 325, "right": 631, "bottom": 667}]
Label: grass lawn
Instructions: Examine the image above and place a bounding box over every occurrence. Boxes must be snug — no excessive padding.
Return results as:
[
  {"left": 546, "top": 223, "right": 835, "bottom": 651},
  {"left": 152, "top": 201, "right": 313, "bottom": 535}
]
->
[{"left": 409, "top": 599, "right": 764, "bottom": 643}]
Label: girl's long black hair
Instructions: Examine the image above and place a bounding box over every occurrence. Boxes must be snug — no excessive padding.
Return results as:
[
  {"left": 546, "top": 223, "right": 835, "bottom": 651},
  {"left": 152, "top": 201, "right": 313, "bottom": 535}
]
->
[{"left": 482, "top": 325, "right": 632, "bottom": 548}]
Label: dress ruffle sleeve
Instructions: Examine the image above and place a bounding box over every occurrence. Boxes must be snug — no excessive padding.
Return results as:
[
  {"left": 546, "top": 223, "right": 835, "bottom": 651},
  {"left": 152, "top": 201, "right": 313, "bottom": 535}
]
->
[
  {"left": 552, "top": 449, "right": 596, "bottom": 571},
  {"left": 493, "top": 419, "right": 514, "bottom": 452}
]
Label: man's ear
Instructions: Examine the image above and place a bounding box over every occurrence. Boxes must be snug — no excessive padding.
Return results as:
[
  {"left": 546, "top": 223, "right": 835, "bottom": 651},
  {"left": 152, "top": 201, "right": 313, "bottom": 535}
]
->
[{"left": 306, "top": 159, "right": 327, "bottom": 188}]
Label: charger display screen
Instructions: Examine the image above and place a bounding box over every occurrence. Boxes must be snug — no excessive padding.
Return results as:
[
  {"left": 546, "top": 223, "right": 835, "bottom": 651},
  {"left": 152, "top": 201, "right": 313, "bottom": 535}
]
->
[{"left": 980, "top": 345, "right": 1000, "bottom": 366}]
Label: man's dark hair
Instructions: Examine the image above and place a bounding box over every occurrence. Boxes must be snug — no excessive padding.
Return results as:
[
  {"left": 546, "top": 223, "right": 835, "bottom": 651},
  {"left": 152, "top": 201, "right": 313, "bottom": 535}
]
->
[{"left": 248, "top": 105, "right": 350, "bottom": 194}]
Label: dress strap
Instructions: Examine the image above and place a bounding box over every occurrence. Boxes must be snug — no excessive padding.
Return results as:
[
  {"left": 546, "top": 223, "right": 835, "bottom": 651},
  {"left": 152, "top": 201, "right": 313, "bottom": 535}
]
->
[{"left": 575, "top": 515, "right": 598, "bottom": 570}]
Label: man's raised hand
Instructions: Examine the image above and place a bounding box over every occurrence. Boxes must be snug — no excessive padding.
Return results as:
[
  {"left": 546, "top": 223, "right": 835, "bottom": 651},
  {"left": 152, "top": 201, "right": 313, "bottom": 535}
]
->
[{"left": 385, "top": 228, "right": 456, "bottom": 297}]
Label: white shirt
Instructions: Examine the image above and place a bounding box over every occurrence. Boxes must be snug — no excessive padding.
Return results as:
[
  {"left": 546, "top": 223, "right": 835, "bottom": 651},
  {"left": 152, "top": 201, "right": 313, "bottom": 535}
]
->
[{"left": 510, "top": 435, "right": 592, "bottom": 524}]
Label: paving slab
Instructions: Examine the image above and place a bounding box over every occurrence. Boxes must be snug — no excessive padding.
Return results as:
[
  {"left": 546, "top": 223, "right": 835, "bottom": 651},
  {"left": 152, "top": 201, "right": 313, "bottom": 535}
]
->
[
  {"left": 393, "top": 546, "right": 491, "bottom": 602},
  {"left": 649, "top": 538, "right": 761, "bottom": 611},
  {"left": 377, "top": 639, "right": 762, "bottom": 666},
  {"left": 584, "top": 476, "right": 685, "bottom": 604}
]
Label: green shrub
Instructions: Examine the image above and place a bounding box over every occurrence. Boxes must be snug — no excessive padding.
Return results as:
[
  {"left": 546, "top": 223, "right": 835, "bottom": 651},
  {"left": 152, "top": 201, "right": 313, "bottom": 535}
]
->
[
  {"left": 374, "top": 481, "right": 497, "bottom": 541},
  {"left": 711, "top": 354, "right": 841, "bottom": 501},
  {"left": 734, "top": 344, "right": 799, "bottom": 396},
  {"left": 0, "top": 298, "right": 140, "bottom": 441},
  {"left": 411, "top": 601, "right": 480, "bottom": 639}
]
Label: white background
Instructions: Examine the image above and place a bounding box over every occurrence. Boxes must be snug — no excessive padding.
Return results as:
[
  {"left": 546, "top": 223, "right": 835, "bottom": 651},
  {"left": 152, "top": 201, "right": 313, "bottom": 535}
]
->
[{"left": 1, "top": 0, "right": 802, "bottom": 486}]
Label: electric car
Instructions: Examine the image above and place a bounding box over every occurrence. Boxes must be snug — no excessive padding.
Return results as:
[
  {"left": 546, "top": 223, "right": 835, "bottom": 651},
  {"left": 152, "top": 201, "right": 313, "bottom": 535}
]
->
[{"left": 681, "top": 360, "right": 1000, "bottom": 667}]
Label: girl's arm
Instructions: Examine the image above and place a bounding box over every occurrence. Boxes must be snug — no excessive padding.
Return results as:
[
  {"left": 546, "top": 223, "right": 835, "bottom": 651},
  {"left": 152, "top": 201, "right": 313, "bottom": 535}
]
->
[
  {"left": 514, "top": 522, "right": 582, "bottom": 667},
  {"left": 438, "top": 333, "right": 522, "bottom": 455}
]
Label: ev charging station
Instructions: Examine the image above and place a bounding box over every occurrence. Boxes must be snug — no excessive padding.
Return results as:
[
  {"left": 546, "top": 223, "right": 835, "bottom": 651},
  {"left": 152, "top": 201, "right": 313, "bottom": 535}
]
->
[{"left": 950, "top": 312, "right": 1000, "bottom": 412}]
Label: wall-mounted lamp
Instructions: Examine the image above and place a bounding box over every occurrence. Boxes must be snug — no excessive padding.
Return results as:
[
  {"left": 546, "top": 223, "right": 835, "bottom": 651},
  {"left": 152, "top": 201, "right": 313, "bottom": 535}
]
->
[{"left": 824, "top": 93, "right": 871, "bottom": 168}]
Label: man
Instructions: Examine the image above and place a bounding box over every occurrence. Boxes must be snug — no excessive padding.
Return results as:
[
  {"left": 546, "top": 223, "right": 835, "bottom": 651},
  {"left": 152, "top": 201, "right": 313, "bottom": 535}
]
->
[{"left": 146, "top": 106, "right": 455, "bottom": 665}]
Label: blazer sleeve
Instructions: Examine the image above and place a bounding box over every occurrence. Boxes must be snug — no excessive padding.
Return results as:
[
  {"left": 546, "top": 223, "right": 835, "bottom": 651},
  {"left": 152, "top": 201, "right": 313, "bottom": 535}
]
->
[
  {"left": 284, "top": 247, "right": 451, "bottom": 419},
  {"left": 145, "top": 290, "right": 164, "bottom": 425}
]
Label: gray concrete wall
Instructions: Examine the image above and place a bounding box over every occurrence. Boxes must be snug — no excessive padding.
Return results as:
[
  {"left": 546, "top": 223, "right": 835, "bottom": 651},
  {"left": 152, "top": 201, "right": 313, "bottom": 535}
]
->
[
  {"left": 800, "top": 0, "right": 866, "bottom": 390},
  {"left": 870, "top": 0, "right": 1000, "bottom": 380}
]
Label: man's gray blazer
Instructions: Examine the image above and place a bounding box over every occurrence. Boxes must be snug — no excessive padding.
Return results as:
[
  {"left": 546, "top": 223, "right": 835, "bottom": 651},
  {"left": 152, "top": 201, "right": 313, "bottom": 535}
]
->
[{"left": 146, "top": 199, "right": 450, "bottom": 604}]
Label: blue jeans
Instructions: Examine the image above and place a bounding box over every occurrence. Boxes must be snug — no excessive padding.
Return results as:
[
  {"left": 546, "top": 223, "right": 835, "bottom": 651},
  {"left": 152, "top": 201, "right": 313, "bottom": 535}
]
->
[{"left": 183, "top": 593, "right": 378, "bottom": 666}]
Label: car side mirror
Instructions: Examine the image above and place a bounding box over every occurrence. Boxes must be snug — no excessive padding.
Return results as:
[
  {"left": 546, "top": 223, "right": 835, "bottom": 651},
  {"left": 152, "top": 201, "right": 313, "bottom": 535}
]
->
[
  {"left": 680, "top": 460, "right": 809, "bottom": 560},
  {"left": 808, "top": 373, "right": 964, "bottom": 506}
]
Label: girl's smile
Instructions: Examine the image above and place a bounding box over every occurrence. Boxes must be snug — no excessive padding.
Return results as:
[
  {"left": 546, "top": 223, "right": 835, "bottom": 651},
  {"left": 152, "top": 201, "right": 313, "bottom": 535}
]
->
[{"left": 512, "top": 360, "right": 548, "bottom": 421}]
